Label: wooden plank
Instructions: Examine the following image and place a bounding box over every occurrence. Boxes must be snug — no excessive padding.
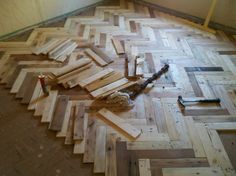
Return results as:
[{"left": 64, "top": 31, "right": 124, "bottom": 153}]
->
[
  {"left": 86, "top": 72, "right": 124, "bottom": 92},
  {"left": 98, "top": 108, "right": 141, "bottom": 139},
  {"left": 112, "top": 38, "right": 125, "bottom": 55},
  {"left": 49, "top": 95, "right": 69, "bottom": 131},
  {"left": 28, "top": 81, "right": 41, "bottom": 110},
  {"left": 57, "top": 101, "right": 73, "bottom": 137},
  {"left": 78, "top": 68, "right": 114, "bottom": 88},
  {"left": 83, "top": 114, "right": 97, "bottom": 163},
  {"left": 90, "top": 45, "right": 114, "bottom": 64},
  {"left": 65, "top": 105, "right": 76, "bottom": 145},
  {"left": 139, "top": 159, "right": 151, "bottom": 176},
  {"left": 184, "top": 117, "right": 206, "bottom": 157},
  {"left": 66, "top": 66, "right": 103, "bottom": 88},
  {"left": 21, "top": 76, "right": 39, "bottom": 104},
  {"left": 152, "top": 98, "right": 168, "bottom": 133},
  {"left": 57, "top": 63, "right": 93, "bottom": 84},
  {"left": 73, "top": 113, "right": 88, "bottom": 154},
  {"left": 85, "top": 48, "right": 108, "bottom": 66},
  {"left": 90, "top": 78, "right": 129, "bottom": 98},
  {"left": 106, "top": 133, "right": 117, "bottom": 176},
  {"left": 94, "top": 126, "right": 107, "bottom": 173},
  {"left": 99, "top": 81, "right": 137, "bottom": 98},
  {"left": 16, "top": 73, "right": 34, "bottom": 98},
  {"left": 162, "top": 167, "right": 224, "bottom": 176},
  {"left": 41, "top": 90, "right": 58, "bottom": 123},
  {"left": 54, "top": 58, "right": 92, "bottom": 77},
  {"left": 73, "top": 103, "right": 85, "bottom": 140}
]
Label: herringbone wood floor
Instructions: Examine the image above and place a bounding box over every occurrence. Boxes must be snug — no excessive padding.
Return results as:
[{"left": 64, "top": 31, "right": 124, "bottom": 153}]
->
[{"left": 0, "top": 0, "right": 236, "bottom": 176}]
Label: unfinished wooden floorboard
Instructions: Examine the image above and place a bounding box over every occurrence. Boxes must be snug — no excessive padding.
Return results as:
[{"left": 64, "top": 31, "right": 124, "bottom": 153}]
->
[
  {"left": 78, "top": 68, "right": 114, "bottom": 88},
  {"left": 57, "top": 63, "right": 93, "bottom": 85},
  {"left": 162, "top": 167, "right": 224, "bottom": 176},
  {"left": 112, "top": 38, "right": 125, "bottom": 55},
  {"left": 90, "top": 78, "right": 130, "bottom": 98},
  {"left": 65, "top": 105, "right": 76, "bottom": 145},
  {"left": 139, "top": 159, "right": 152, "bottom": 176},
  {"left": 41, "top": 90, "right": 58, "bottom": 123},
  {"left": 54, "top": 58, "right": 92, "bottom": 77},
  {"left": 15, "top": 73, "right": 35, "bottom": 98},
  {"left": 90, "top": 45, "right": 114, "bottom": 64},
  {"left": 83, "top": 115, "right": 97, "bottom": 163},
  {"left": 98, "top": 108, "right": 141, "bottom": 139},
  {"left": 94, "top": 126, "right": 107, "bottom": 173},
  {"left": 85, "top": 72, "right": 124, "bottom": 92},
  {"left": 21, "top": 75, "right": 39, "bottom": 104},
  {"left": 49, "top": 95, "right": 69, "bottom": 131},
  {"left": 85, "top": 48, "right": 108, "bottom": 66},
  {"left": 73, "top": 103, "right": 85, "bottom": 140},
  {"left": 66, "top": 66, "right": 103, "bottom": 88},
  {"left": 106, "top": 133, "right": 117, "bottom": 176},
  {"left": 56, "top": 101, "right": 73, "bottom": 137}
]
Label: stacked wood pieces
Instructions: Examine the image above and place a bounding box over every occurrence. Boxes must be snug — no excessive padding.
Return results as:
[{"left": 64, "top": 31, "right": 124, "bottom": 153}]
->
[
  {"left": 84, "top": 46, "right": 114, "bottom": 66},
  {"left": 33, "top": 38, "right": 78, "bottom": 62}
]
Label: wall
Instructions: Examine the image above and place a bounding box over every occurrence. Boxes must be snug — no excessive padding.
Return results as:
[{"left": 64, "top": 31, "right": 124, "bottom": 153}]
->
[
  {"left": 142, "top": 0, "right": 236, "bottom": 29},
  {"left": 0, "top": 0, "right": 102, "bottom": 37}
]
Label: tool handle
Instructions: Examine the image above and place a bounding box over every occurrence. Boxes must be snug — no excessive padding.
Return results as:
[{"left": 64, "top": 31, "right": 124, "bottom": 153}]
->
[{"left": 198, "top": 98, "right": 221, "bottom": 103}]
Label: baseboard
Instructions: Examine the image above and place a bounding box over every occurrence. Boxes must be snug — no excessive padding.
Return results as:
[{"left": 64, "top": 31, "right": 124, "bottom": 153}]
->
[
  {"left": 0, "top": 1, "right": 104, "bottom": 41},
  {"left": 135, "top": 0, "right": 236, "bottom": 34}
]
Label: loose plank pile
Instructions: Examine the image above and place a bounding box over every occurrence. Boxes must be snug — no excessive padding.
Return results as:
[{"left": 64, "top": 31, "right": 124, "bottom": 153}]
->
[{"left": 33, "top": 38, "right": 78, "bottom": 62}]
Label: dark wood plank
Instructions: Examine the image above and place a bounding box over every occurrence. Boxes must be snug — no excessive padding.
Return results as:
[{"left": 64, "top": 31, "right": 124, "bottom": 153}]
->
[
  {"left": 114, "top": 15, "right": 119, "bottom": 26},
  {"left": 49, "top": 95, "right": 69, "bottom": 131},
  {"left": 21, "top": 76, "right": 39, "bottom": 104},
  {"left": 185, "top": 67, "right": 224, "bottom": 72},
  {"left": 187, "top": 72, "right": 204, "bottom": 97},
  {"left": 99, "top": 33, "right": 107, "bottom": 48},
  {"left": 183, "top": 108, "right": 230, "bottom": 116},
  {"left": 78, "top": 24, "right": 85, "bottom": 37},
  {"left": 129, "top": 21, "right": 137, "bottom": 33},
  {"left": 116, "top": 141, "right": 195, "bottom": 176},
  {"left": 218, "top": 51, "right": 236, "bottom": 55},
  {"left": 15, "top": 72, "right": 34, "bottom": 98},
  {"left": 6, "top": 65, "right": 24, "bottom": 88},
  {"left": 73, "top": 103, "right": 85, "bottom": 140}
]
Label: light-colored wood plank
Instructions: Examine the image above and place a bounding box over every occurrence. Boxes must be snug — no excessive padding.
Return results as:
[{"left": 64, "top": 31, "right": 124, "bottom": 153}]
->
[
  {"left": 94, "top": 126, "right": 107, "bottom": 173},
  {"left": 85, "top": 48, "right": 108, "bottom": 66},
  {"left": 139, "top": 159, "right": 151, "bottom": 176},
  {"left": 78, "top": 68, "right": 114, "bottom": 88},
  {"left": 163, "top": 167, "right": 224, "bottom": 176},
  {"left": 98, "top": 108, "right": 141, "bottom": 139}
]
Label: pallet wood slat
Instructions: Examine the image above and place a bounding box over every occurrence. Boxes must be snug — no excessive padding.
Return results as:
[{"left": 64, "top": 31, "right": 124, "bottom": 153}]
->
[
  {"left": 49, "top": 95, "right": 69, "bottom": 131},
  {"left": 90, "top": 78, "right": 129, "bottom": 98},
  {"left": 78, "top": 68, "right": 114, "bottom": 88},
  {"left": 73, "top": 103, "right": 85, "bottom": 140},
  {"left": 85, "top": 48, "right": 108, "bottom": 66},
  {"left": 98, "top": 108, "right": 141, "bottom": 139},
  {"left": 85, "top": 72, "right": 124, "bottom": 92},
  {"left": 94, "top": 126, "right": 107, "bottom": 173}
]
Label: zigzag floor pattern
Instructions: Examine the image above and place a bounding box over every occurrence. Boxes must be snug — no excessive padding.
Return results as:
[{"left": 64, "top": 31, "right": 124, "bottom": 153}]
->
[{"left": 0, "top": 0, "right": 236, "bottom": 175}]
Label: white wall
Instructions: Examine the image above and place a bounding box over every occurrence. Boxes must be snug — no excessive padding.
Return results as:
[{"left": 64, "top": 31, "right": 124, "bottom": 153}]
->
[
  {"left": 0, "top": 0, "right": 101, "bottom": 37},
  {"left": 143, "top": 0, "right": 236, "bottom": 29}
]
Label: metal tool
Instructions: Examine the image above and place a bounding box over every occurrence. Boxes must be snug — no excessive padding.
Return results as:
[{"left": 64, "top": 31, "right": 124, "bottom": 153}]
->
[
  {"left": 129, "top": 64, "right": 169, "bottom": 100},
  {"left": 177, "top": 95, "right": 221, "bottom": 108},
  {"left": 106, "top": 64, "right": 170, "bottom": 105}
]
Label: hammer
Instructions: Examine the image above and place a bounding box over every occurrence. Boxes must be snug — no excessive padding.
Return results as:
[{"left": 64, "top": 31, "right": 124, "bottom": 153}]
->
[{"left": 177, "top": 95, "right": 221, "bottom": 108}]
